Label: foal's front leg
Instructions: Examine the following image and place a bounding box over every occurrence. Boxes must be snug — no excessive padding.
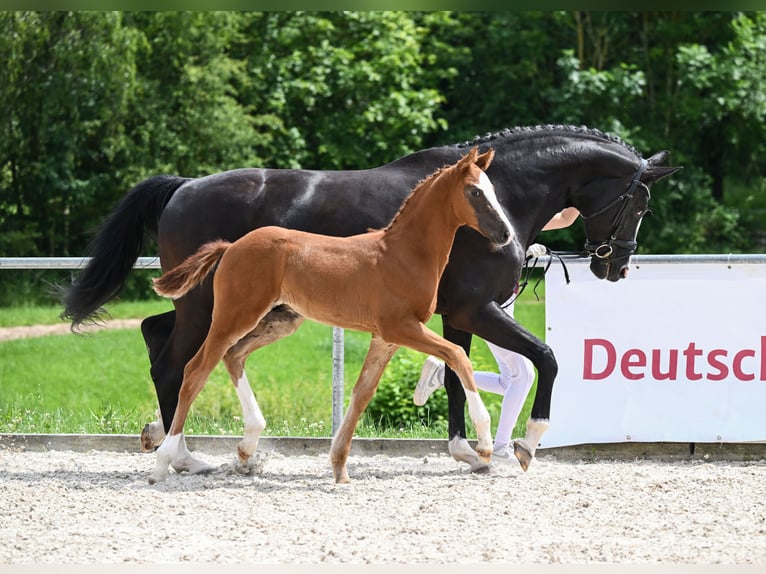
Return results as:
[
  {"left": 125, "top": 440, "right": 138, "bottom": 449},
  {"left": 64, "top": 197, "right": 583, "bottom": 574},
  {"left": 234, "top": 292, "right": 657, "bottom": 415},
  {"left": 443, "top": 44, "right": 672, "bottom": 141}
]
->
[
  {"left": 388, "top": 322, "right": 493, "bottom": 465},
  {"left": 330, "top": 336, "right": 398, "bottom": 483}
]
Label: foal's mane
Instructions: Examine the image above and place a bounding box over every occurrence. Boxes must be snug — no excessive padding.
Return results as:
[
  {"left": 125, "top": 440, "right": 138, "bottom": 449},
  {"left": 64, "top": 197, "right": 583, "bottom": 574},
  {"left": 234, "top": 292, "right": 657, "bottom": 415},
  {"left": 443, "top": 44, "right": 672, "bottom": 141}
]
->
[
  {"left": 379, "top": 161, "right": 455, "bottom": 233},
  {"left": 456, "top": 124, "right": 639, "bottom": 157}
]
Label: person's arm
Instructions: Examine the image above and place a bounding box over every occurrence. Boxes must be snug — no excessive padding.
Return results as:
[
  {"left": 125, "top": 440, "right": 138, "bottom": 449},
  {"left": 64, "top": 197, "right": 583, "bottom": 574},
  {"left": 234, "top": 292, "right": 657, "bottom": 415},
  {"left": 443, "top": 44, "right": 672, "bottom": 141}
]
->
[
  {"left": 541, "top": 207, "right": 580, "bottom": 231},
  {"left": 526, "top": 207, "right": 581, "bottom": 258}
]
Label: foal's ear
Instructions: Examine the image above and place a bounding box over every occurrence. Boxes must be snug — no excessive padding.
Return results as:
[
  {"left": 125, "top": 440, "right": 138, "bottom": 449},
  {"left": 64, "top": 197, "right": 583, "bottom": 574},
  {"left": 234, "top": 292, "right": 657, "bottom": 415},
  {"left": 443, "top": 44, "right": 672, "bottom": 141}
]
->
[
  {"left": 461, "top": 146, "right": 480, "bottom": 166},
  {"left": 475, "top": 148, "right": 495, "bottom": 171}
]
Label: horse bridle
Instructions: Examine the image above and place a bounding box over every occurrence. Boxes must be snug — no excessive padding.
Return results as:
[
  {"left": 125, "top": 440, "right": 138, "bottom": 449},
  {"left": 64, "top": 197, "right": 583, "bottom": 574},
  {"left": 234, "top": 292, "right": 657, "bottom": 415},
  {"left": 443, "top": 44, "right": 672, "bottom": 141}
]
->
[
  {"left": 505, "top": 157, "right": 650, "bottom": 309},
  {"left": 581, "top": 158, "right": 649, "bottom": 261}
]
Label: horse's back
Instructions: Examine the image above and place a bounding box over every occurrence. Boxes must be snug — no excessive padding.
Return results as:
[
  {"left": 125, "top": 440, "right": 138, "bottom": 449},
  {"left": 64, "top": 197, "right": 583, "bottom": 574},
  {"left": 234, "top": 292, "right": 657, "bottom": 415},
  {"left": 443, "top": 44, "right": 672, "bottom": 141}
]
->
[{"left": 157, "top": 162, "right": 438, "bottom": 269}]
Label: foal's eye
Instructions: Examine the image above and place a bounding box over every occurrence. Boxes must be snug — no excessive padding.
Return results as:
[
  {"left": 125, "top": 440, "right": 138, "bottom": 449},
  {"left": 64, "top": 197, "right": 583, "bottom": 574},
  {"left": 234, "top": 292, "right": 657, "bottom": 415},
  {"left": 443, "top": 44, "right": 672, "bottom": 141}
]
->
[{"left": 471, "top": 188, "right": 481, "bottom": 197}]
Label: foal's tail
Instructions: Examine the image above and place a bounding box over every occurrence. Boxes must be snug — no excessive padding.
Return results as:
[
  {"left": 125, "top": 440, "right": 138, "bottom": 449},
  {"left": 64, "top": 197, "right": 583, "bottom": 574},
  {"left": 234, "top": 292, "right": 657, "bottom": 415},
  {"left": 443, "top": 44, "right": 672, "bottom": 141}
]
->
[{"left": 152, "top": 240, "right": 231, "bottom": 300}]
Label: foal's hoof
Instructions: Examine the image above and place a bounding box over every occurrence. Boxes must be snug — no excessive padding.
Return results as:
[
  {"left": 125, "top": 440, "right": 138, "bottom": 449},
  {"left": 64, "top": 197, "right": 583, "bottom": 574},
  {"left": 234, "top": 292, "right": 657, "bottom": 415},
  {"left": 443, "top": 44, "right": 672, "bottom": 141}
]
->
[
  {"left": 476, "top": 446, "right": 493, "bottom": 464},
  {"left": 332, "top": 466, "right": 351, "bottom": 484},
  {"left": 148, "top": 471, "right": 166, "bottom": 485},
  {"left": 513, "top": 440, "right": 534, "bottom": 472}
]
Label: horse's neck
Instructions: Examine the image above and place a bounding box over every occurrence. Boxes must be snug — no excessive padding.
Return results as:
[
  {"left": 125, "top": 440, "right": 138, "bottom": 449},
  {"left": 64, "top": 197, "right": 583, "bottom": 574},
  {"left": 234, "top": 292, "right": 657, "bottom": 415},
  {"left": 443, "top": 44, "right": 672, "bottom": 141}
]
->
[
  {"left": 380, "top": 177, "right": 461, "bottom": 272},
  {"left": 487, "top": 136, "right": 630, "bottom": 243}
]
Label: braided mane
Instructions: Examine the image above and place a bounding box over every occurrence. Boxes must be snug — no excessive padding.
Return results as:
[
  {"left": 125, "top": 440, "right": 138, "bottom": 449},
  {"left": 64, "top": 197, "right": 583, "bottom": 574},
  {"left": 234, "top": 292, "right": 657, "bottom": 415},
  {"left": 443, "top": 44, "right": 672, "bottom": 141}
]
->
[{"left": 455, "top": 124, "right": 639, "bottom": 157}]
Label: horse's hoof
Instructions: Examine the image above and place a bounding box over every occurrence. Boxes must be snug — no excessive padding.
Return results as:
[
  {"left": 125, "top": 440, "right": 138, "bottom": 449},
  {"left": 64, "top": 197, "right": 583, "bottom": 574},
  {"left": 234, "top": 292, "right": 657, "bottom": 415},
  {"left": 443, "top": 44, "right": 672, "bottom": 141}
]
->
[
  {"left": 332, "top": 466, "right": 351, "bottom": 484},
  {"left": 469, "top": 461, "right": 492, "bottom": 474},
  {"left": 513, "top": 440, "right": 534, "bottom": 472},
  {"left": 140, "top": 423, "right": 164, "bottom": 453},
  {"left": 476, "top": 447, "right": 493, "bottom": 463}
]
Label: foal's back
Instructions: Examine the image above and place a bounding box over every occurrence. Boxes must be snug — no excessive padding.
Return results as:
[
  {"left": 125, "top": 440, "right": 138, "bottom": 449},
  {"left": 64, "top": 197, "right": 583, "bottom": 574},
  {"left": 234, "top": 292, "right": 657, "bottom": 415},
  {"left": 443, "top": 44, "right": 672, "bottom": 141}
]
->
[{"left": 214, "top": 225, "right": 422, "bottom": 335}]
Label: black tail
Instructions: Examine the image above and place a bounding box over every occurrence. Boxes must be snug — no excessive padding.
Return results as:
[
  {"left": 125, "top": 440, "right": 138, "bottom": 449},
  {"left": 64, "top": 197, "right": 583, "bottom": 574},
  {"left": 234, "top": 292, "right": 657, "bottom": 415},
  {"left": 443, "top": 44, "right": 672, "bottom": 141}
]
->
[{"left": 60, "top": 175, "right": 191, "bottom": 330}]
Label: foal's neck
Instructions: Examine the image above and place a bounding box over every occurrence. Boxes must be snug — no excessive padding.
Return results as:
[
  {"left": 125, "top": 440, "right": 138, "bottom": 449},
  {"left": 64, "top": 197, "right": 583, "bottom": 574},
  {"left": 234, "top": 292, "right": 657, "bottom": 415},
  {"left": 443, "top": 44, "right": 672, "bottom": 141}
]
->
[{"left": 380, "top": 172, "right": 463, "bottom": 268}]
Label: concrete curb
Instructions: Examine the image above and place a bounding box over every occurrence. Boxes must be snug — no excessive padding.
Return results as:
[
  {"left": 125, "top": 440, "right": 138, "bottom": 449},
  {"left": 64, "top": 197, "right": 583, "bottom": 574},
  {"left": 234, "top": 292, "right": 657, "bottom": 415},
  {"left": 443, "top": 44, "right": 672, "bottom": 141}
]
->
[{"left": 2, "top": 433, "right": 765, "bottom": 462}]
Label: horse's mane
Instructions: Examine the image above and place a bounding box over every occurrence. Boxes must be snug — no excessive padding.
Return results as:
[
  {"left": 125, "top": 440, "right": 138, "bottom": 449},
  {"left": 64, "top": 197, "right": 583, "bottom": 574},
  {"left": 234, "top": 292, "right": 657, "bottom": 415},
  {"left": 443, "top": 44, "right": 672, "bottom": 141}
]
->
[
  {"left": 379, "top": 162, "right": 452, "bottom": 233},
  {"left": 455, "top": 124, "right": 640, "bottom": 157}
]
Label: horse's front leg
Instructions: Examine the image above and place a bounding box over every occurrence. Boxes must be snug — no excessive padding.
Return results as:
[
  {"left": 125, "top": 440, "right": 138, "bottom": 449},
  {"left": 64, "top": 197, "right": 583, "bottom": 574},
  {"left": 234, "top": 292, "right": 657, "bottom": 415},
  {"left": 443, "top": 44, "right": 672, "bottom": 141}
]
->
[
  {"left": 330, "top": 336, "right": 398, "bottom": 483},
  {"left": 454, "top": 301, "right": 558, "bottom": 472},
  {"left": 441, "top": 321, "right": 490, "bottom": 473}
]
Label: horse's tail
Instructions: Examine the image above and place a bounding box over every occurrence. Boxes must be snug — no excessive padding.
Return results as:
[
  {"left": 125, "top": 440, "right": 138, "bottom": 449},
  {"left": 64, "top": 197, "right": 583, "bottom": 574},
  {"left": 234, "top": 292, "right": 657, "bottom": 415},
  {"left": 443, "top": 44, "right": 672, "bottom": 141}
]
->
[
  {"left": 152, "top": 240, "right": 231, "bottom": 300},
  {"left": 60, "top": 175, "right": 191, "bottom": 330}
]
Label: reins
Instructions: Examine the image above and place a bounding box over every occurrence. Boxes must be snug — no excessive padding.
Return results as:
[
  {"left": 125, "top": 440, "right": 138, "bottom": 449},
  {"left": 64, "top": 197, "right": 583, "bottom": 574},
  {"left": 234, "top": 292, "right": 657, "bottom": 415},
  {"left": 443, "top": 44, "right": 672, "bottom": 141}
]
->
[{"left": 500, "top": 248, "right": 573, "bottom": 309}]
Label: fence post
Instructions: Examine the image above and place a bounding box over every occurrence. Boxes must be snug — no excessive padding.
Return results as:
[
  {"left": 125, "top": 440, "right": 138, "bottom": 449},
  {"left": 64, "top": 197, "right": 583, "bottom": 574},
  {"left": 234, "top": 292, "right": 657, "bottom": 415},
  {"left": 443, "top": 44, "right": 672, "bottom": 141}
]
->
[{"left": 331, "top": 326, "right": 344, "bottom": 435}]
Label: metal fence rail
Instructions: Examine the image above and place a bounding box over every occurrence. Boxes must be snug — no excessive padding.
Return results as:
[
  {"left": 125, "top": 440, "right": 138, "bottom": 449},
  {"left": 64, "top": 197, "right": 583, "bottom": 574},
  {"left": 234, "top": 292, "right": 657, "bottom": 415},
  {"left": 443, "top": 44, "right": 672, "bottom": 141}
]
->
[{"left": 3, "top": 253, "right": 766, "bottom": 270}]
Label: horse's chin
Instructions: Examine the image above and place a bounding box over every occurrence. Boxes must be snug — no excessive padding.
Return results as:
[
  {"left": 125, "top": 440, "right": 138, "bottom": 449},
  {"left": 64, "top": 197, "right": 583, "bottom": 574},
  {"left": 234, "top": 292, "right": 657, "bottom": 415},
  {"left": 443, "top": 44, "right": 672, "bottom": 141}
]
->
[
  {"left": 589, "top": 260, "right": 608, "bottom": 280},
  {"left": 620, "top": 266, "right": 629, "bottom": 279}
]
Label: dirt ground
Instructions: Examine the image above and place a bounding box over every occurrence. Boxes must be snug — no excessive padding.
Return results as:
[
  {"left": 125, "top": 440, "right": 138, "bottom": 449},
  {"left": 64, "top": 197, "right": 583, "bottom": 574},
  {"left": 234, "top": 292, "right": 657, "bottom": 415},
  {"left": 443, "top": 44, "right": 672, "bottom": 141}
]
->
[
  {"left": 0, "top": 319, "right": 142, "bottom": 341},
  {"left": 2, "top": 322, "right": 764, "bottom": 564},
  {"left": 1, "top": 446, "right": 764, "bottom": 564}
]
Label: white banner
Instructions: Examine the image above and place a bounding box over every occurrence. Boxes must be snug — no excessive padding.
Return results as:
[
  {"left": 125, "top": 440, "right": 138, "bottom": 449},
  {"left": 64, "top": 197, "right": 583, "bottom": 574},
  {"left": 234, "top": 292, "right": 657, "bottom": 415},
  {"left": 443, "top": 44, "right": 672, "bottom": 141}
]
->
[{"left": 540, "top": 260, "right": 766, "bottom": 448}]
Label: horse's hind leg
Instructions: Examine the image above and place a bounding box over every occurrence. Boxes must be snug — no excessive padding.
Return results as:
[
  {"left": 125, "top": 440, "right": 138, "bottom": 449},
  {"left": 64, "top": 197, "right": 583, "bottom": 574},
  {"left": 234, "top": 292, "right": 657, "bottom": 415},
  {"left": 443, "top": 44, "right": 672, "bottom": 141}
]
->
[
  {"left": 222, "top": 306, "right": 304, "bottom": 463},
  {"left": 139, "top": 310, "right": 175, "bottom": 452},
  {"left": 330, "top": 336, "right": 398, "bottom": 483}
]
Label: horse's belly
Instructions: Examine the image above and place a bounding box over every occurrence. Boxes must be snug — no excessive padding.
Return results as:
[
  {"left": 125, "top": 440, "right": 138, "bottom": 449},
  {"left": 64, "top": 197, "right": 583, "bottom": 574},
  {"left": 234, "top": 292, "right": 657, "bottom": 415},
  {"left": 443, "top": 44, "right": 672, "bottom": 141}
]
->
[{"left": 280, "top": 291, "right": 378, "bottom": 334}]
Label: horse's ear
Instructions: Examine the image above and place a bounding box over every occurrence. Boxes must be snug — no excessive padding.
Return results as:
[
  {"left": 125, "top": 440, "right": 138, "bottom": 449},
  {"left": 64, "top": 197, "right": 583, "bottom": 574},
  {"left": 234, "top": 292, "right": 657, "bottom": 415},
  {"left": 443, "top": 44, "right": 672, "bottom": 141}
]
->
[
  {"left": 646, "top": 164, "right": 682, "bottom": 183},
  {"left": 643, "top": 151, "right": 682, "bottom": 183},
  {"left": 646, "top": 150, "right": 670, "bottom": 166},
  {"left": 461, "top": 146, "right": 479, "bottom": 166},
  {"left": 475, "top": 148, "right": 495, "bottom": 171}
]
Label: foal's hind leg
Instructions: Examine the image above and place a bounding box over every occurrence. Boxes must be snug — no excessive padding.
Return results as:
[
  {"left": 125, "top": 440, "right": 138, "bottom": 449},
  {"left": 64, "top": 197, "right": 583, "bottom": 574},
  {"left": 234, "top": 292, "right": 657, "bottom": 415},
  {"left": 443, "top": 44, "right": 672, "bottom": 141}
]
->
[
  {"left": 222, "top": 306, "right": 304, "bottom": 463},
  {"left": 330, "top": 336, "right": 398, "bottom": 483},
  {"left": 150, "top": 307, "right": 273, "bottom": 483}
]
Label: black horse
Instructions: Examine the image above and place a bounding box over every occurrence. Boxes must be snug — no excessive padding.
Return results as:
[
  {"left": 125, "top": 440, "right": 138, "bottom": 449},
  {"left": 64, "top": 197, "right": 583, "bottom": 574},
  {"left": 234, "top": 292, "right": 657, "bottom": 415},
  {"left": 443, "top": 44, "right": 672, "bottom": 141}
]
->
[{"left": 62, "top": 125, "right": 680, "bottom": 472}]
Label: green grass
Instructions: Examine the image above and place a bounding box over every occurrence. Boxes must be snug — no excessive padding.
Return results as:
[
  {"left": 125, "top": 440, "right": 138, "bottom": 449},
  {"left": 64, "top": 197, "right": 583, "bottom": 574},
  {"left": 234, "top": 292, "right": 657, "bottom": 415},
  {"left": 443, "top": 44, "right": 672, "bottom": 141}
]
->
[
  {"left": 0, "top": 289, "right": 547, "bottom": 438},
  {"left": 0, "top": 299, "right": 174, "bottom": 327}
]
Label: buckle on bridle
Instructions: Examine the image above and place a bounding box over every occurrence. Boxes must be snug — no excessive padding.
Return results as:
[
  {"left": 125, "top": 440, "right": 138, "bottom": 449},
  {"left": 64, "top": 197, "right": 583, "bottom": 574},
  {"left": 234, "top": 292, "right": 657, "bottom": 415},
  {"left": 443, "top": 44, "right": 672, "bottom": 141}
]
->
[{"left": 593, "top": 243, "right": 613, "bottom": 259}]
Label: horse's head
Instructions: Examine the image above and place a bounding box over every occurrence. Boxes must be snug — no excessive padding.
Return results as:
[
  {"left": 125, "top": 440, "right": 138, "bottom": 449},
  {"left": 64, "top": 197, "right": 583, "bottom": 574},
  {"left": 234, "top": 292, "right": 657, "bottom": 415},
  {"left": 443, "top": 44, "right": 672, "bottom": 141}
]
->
[
  {"left": 455, "top": 146, "right": 513, "bottom": 247},
  {"left": 577, "top": 150, "right": 681, "bottom": 282}
]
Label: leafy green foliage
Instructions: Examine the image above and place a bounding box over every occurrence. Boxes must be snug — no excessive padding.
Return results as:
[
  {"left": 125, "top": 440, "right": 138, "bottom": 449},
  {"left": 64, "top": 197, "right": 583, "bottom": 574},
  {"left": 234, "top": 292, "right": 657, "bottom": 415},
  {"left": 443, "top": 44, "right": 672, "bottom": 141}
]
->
[
  {"left": 365, "top": 348, "right": 449, "bottom": 431},
  {"left": 1, "top": 11, "right": 765, "bottom": 306}
]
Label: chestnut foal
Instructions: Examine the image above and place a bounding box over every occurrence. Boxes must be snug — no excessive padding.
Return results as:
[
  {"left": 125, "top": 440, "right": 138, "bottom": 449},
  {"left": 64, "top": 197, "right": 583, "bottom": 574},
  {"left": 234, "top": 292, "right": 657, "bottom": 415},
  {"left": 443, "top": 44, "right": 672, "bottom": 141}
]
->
[{"left": 149, "top": 147, "right": 512, "bottom": 484}]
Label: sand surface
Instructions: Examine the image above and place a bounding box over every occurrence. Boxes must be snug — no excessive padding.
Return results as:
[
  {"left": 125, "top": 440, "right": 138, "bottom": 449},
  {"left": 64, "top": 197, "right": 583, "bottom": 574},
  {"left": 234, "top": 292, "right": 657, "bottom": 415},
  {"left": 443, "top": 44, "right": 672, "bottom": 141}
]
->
[{"left": 1, "top": 446, "right": 764, "bottom": 564}]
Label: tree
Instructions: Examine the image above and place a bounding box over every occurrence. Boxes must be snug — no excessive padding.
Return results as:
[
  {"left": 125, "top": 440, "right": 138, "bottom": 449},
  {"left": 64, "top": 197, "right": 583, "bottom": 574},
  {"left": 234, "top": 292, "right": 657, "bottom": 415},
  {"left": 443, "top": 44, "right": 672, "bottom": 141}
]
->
[
  {"left": 0, "top": 12, "right": 140, "bottom": 257},
  {"left": 238, "top": 12, "right": 446, "bottom": 169}
]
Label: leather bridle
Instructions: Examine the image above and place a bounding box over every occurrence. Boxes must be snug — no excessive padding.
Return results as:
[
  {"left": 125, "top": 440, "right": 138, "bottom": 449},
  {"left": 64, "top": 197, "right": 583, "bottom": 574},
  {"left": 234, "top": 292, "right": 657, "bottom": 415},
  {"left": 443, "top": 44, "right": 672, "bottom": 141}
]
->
[{"left": 581, "top": 158, "right": 649, "bottom": 261}]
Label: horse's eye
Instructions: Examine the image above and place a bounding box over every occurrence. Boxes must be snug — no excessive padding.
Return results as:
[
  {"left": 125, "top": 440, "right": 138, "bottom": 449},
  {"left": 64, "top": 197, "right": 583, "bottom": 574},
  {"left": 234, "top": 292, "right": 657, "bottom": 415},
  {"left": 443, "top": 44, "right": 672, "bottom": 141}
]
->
[{"left": 471, "top": 188, "right": 481, "bottom": 197}]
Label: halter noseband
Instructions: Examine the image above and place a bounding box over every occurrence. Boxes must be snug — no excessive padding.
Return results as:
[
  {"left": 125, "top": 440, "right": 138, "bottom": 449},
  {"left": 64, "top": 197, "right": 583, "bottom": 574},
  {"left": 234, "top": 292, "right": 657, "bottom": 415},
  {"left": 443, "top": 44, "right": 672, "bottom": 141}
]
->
[{"left": 581, "top": 158, "right": 649, "bottom": 260}]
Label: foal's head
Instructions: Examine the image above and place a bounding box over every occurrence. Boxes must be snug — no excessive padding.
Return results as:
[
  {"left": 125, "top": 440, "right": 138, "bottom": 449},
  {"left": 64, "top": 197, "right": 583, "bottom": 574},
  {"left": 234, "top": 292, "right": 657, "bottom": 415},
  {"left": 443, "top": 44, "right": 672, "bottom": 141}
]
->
[{"left": 450, "top": 147, "right": 513, "bottom": 247}]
